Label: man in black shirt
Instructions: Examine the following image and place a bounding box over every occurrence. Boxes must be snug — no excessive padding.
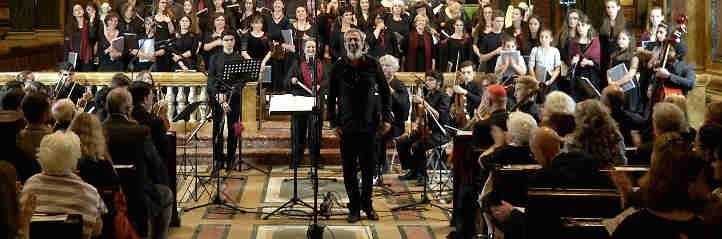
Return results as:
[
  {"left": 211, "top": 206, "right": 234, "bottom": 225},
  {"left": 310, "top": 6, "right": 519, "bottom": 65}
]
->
[
  {"left": 397, "top": 71, "right": 452, "bottom": 182},
  {"left": 327, "top": 28, "right": 392, "bottom": 223},
  {"left": 208, "top": 31, "right": 244, "bottom": 171},
  {"left": 451, "top": 61, "right": 484, "bottom": 119}
]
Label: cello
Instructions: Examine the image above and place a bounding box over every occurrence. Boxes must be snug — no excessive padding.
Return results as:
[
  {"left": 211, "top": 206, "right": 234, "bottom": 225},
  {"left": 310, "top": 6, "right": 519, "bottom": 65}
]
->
[{"left": 651, "top": 15, "right": 688, "bottom": 103}]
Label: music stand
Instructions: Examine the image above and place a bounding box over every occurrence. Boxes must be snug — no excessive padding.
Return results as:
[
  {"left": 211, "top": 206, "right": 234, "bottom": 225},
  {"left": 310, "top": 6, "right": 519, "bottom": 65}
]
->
[
  {"left": 174, "top": 101, "right": 212, "bottom": 201},
  {"left": 221, "top": 58, "right": 270, "bottom": 175},
  {"left": 263, "top": 94, "right": 316, "bottom": 219}
]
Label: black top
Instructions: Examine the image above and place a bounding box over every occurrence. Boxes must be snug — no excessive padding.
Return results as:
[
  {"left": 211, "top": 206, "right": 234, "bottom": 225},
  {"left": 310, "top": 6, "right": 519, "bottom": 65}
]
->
[
  {"left": 478, "top": 32, "right": 503, "bottom": 73},
  {"left": 385, "top": 15, "right": 410, "bottom": 44},
  {"left": 291, "top": 24, "right": 318, "bottom": 57},
  {"left": 441, "top": 37, "right": 472, "bottom": 72},
  {"left": 529, "top": 151, "right": 614, "bottom": 188},
  {"left": 98, "top": 31, "right": 126, "bottom": 72},
  {"left": 119, "top": 16, "right": 144, "bottom": 36},
  {"left": 425, "top": 89, "right": 452, "bottom": 144},
  {"left": 173, "top": 32, "right": 200, "bottom": 69},
  {"left": 366, "top": 28, "right": 400, "bottom": 58},
  {"left": 462, "top": 80, "right": 483, "bottom": 119},
  {"left": 612, "top": 209, "right": 704, "bottom": 239},
  {"left": 208, "top": 51, "right": 244, "bottom": 95},
  {"left": 481, "top": 145, "right": 534, "bottom": 168},
  {"left": 242, "top": 32, "right": 271, "bottom": 59},
  {"left": 155, "top": 21, "right": 174, "bottom": 42},
  {"left": 264, "top": 15, "right": 290, "bottom": 42},
  {"left": 330, "top": 29, "right": 348, "bottom": 61},
  {"left": 389, "top": 78, "right": 410, "bottom": 137},
  {"left": 327, "top": 55, "right": 392, "bottom": 133}
]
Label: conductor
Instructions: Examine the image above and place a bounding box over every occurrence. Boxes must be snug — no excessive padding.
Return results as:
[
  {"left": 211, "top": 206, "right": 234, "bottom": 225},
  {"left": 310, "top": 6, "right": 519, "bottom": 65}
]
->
[
  {"left": 327, "top": 28, "right": 393, "bottom": 223},
  {"left": 207, "top": 31, "right": 243, "bottom": 171}
]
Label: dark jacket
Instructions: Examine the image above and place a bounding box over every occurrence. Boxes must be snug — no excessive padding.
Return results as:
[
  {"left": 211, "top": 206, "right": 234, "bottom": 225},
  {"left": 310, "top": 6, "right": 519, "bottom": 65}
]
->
[
  {"left": 529, "top": 151, "right": 614, "bottom": 189},
  {"left": 463, "top": 80, "right": 483, "bottom": 119},
  {"left": 366, "top": 28, "right": 400, "bottom": 58},
  {"left": 327, "top": 55, "right": 392, "bottom": 133},
  {"left": 286, "top": 57, "right": 329, "bottom": 97},
  {"left": 425, "top": 89, "right": 452, "bottom": 144},
  {"left": 389, "top": 78, "right": 410, "bottom": 137},
  {"left": 103, "top": 114, "right": 169, "bottom": 222},
  {"left": 207, "top": 51, "right": 244, "bottom": 98},
  {"left": 649, "top": 60, "right": 696, "bottom": 95}
]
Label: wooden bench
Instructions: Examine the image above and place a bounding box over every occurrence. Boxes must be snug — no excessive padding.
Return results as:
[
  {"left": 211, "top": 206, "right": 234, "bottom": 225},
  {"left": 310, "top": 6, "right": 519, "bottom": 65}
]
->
[{"left": 30, "top": 213, "right": 83, "bottom": 239}]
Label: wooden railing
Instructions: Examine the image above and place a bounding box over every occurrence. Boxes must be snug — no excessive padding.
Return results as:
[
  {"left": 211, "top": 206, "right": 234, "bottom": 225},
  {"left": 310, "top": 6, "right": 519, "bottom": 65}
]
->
[{"left": 0, "top": 72, "right": 473, "bottom": 134}]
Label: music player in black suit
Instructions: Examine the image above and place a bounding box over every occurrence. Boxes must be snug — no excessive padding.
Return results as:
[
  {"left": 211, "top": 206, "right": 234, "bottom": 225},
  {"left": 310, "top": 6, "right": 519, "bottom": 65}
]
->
[
  {"left": 287, "top": 40, "right": 328, "bottom": 169},
  {"left": 207, "top": 31, "right": 244, "bottom": 170},
  {"left": 327, "top": 28, "right": 392, "bottom": 223}
]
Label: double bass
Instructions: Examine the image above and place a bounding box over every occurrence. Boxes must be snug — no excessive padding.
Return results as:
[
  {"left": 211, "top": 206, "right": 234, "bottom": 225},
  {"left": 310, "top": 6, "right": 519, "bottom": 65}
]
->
[{"left": 651, "top": 15, "right": 688, "bottom": 103}]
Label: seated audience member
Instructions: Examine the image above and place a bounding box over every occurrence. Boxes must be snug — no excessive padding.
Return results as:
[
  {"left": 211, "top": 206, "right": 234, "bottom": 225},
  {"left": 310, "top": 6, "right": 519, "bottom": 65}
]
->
[
  {"left": 698, "top": 125, "right": 722, "bottom": 239},
  {"left": 51, "top": 99, "right": 76, "bottom": 132},
  {"left": 70, "top": 112, "right": 120, "bottom": 239},
  {"left": 564, "top": 99, "right": 625, "bottom": 165},
  {"left": 22, "top": 131, "right": 106, "bottom": 239},
  {"left": 94, "top": 73, "right": 131, "bottom": 122},
  {"left": 0, "top": 161, "right": 35, "bottom": 239},
  {"left": 479, "top": 111, "right": 537, "bottom": 168},
  {"left": 16, "top": 92, "right": 51, "bottom": 182},
  {"left": 664, "top": 94, "right": 696, "bottom": 141},
  {"left": 128, "top": 81, "right": 170, "bottom": 160},
  {"left": 103, "top": 88, "right": 171, "bottom": 238},
  {"left": 707, "top": 101, "right": 722, "bottom": 126},
  {"left": 540, "top": 91, "right": 576, "bottom": 137},
  {"left": 635, "top": 102, "right": 687, "bottom": 165},
  {"left": 612, "top": 133, "right": 708, "bottom": 239},
  {"left": 601, "top": 85, "right": 645, "bottom": 146}
]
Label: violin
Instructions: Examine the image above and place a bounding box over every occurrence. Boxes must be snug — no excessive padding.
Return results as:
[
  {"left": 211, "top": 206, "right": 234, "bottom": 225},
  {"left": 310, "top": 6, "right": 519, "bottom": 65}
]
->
[
  {"left": 451, "top": 54, "right": 468, "bottom": 127},
  {"left": 412, "top": 75, "right": 432, "bottom": 137},
  {"left": 651, "top": 15, "right": 688, "bottom": 103}
]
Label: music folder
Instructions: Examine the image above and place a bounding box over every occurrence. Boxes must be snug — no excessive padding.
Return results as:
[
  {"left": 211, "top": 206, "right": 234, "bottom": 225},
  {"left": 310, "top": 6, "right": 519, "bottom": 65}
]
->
[
  {"left": 607, "top": 63, "right": 636, "bottom": 92},
  {"left": 269, "top": 94, "right": 315, "bottom": 113}
]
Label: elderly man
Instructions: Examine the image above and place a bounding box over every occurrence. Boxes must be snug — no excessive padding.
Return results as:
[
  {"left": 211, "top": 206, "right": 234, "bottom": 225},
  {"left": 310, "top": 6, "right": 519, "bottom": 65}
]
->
[
  {"left": 540, "top": 90, "right": 576, "bottom": 137},
  {"left": 22, "top": 131, "right": 106, "bottom": 239},
  {"left": 51, "top": 98, "right": 76, "bottom": 131},
  {"left": 327, "top": 28, "right": 392, "bottom": 223},
  {"left": 376, "top": 55, "right": 410, "bottom": 180},
  {"left": 103, "top": 87, "right": 172, "bottom": 239}
]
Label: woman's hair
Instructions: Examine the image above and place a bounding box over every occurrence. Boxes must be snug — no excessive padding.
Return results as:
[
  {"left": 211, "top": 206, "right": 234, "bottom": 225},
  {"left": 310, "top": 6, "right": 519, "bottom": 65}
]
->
[
  {"left": 576, "top": 14, "right": 597, "bottom": 39},
  {"left": 544, "top": 91, "right": 575, "bottom": 115},
  {"left": 378, "top": 54, "right": 400, "bottom": 72},
  {"left": 157, "top": 0, "right": 175, "bottom": 19},
  {"left": 640, "top": 132, "right": 706, "bottom": 212},
  {"left": 103, "top": 12, "right": 119, "bottom": 26},
  {"left": 664, "top": 94, "right": 689, "bottom": 125},
  {"left": 526, "top": 15, "right": 543, "bottom": 38},
  {"left": 617, "top": 29, "right": 636, "bottom": 52},
  {"left": 558, "top": 9, "right": 582, "bottom": 48},
  {"left": 568, "top": 99, "right": 623, "bottom": 165},
  {"left": 0, "top": 161, "right": 19, "bottom": 239},
  {"left": 252, "top": 14, "right": 264, "bottom": 24},
  {"left": 646, "top": 6, "right": 664, "bottom": 34},
  {"left": 515, "top": 75, "right": 538, "bottom": 93},
  {"left": 69, "top": 113, "right": 108, "bottom": 161},
  {"left": 507, "top": 111, "right": 538, "bottom": 146},
  {"left": 653, "top": 102, "right": 687, "bottom": 134},
  {"left": 36, "top": 131, "right": 82, "bottom": 175}
]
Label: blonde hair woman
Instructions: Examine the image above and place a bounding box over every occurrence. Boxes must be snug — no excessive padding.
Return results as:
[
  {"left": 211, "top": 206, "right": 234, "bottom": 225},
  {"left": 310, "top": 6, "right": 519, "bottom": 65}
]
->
[{"left": 70, "top": 113, "right": 119, "bottom": 196}]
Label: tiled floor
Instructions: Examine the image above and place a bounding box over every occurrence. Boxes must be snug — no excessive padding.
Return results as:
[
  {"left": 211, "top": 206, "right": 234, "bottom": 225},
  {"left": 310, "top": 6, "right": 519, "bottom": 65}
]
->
[{"left": 171, "top": 166, "right": 453, "bottom": 239}]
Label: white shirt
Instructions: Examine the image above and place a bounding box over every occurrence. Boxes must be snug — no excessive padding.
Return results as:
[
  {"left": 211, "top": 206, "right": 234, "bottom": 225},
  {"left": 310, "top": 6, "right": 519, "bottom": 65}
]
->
[{"left": 528, "top": 46, "right": 561, "bottom": 81}]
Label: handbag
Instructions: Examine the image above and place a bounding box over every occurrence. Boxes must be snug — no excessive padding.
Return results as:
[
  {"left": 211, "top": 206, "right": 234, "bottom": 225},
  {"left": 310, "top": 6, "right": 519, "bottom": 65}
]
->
[{"left": 114, "top": 188, "right": 141, "bottom": 239}]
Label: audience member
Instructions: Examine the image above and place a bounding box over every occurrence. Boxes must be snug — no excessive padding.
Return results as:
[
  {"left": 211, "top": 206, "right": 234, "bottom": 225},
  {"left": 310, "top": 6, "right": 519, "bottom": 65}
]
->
[
  {"left": 479, "top": 111, "right": 537, "bottom": 167},
  {"left": 103, "top": 88, "right": 171, "bottom": 238},
  {"left": 612, "top": 133, "right": 708, "bottom": 239},
  {"left": 664, "top": 94, "right": 696, "bottom": 140},
  {"left": 22, "top": 131, "right": 106, "bottom": 239},
  {"left": 51, "top": 98, "right": 76, "bottom": 132},
  {"left": 565, "top": 99, "right": 625, "bottom": 165},
  {"left": 0, "top": 161, "right": 35, "bottom": 239},
  {"left": 540, "top": 90, "right": 576, "bottom": 137},
  {"left": 128, "top": 81, "right": 170, "bottom": 160},
  {"left": 602, "top": 85, "right": 645, "bottom": 146},
  {"left": 94, "top": 73, "right": 131, "bottom": 121},
  {"left": 16, "top": 92, "right": 51, "bottom": 182}
]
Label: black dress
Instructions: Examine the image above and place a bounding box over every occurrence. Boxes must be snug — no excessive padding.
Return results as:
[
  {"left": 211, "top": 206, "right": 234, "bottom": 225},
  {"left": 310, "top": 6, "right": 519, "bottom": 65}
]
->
[
  {"left": 477, "top": 32, "right": 503, "bottom": 73},
  {"left": 98, "top": 31, "right": 126, "bottom": 72},
  {"left": 385, "top": 15, "right": 410, "bottom": 48},
  {"left": 243, "top": 32, "right": 271, "bottom": 59},
  {"left": 441, "top": 37, "right": 471, "bottom": 72},
  {"left": 201, "top": 31, "right": 223, "bottom": 71},
  {"left": 610, "top": 52, "right": 641, "bottom": 113},
  {"left": 173, "top": 32, "right": 200, "bottom": 70},
  {"left": 153, "top": 21, "right": 174, "bottom": 72},
  {"left": 264, "top": 15, "right": 290, "bottom": 92},
  {"left": 291, "top": 24, "right": 318, "bottom": 58}
]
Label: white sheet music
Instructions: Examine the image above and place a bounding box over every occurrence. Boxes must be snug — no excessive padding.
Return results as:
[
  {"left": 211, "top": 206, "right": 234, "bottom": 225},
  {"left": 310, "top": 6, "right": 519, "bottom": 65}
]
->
[{"left": 269, "top": 94, "right": 315, "bottom": 112}]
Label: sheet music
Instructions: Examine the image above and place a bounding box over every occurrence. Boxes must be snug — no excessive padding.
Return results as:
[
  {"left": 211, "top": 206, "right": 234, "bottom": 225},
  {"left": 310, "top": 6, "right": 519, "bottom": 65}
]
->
[
  {"left": 281, "top": 29, "right": 294, "bottom": 47},
  {"left": 269, "top": 94, "right": 315, "bottom": 112},
  {"left": 68, "top": 52, "right": 78, "bottom": 69},
  {"left": 32, "top": 214, "right": 69, "bottom": 222},
  {"left": 111, "top": 36, "right": 125, "bottom": 52},
  {"left": 138, "top": 38, "right": 155, "bottom": 63},
  {"left": 607, "top": 63, "right": 636, "bottom": 92}
]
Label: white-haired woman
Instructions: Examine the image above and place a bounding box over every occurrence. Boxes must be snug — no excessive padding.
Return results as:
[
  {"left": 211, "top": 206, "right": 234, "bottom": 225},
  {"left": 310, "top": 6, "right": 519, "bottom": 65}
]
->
[
  {"left": 22, "top": 131, "right": 106, "bottom": 239},
  {"left": 479, "top": 111, "right": 538, "bottom": 167},
  {"left": 541, "top": 90, "right": 576, "bottom": 137},
  {"left": 377, "top": 54, "right": 410, "bottom": 175}
]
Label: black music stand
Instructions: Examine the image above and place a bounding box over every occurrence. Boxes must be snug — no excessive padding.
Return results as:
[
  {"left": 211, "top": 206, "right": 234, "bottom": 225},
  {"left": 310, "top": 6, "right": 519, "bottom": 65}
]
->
[
  {"left": 174, "top": 101, "right": 212, "bottom": 201},
  {"left": 221, "top": 58, "right": 270, "bottom": 175}
]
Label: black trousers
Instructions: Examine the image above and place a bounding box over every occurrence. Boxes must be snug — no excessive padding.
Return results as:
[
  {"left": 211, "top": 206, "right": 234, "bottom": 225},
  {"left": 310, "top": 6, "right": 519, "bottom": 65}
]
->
[
  {"left": 211, "top": 89, "right": 242, "bottom": 169},
  {"left": 340, "top": 131, "right": 377, "bottom": 212},
  {"left": 291, "top": 111, "right": 322, "bottom": 168},
  {"left": 396, "top": 131, "right": 435, "bottom": 176},
  {"left": 453, "top": 184, "right": 481, "bottom": 239}
]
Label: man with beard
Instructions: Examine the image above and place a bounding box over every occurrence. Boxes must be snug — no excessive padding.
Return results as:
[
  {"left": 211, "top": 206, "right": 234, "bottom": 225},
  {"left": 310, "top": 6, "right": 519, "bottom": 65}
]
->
[{"left": 327, "top": 28, "right": 393, "bottom": 223}]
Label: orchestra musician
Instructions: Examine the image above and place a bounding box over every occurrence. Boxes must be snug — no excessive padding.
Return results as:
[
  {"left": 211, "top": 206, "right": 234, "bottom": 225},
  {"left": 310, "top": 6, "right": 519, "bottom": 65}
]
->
[
  {"left": 207, "top": 31, "right": 244, "bottom": 171},
  {"left": 647, "top": 26, "right": 695, "bottom": 104},
  {"left": 376, "top": 55, "right": 410, "bottom": 179},
  {"left": 451, "top": 61, "right": 484, "bottom": 120},
  {"left": 510, "top": 76, "right": 540, "bottom": 122},
  {"left": 397, "top": 71, "right": 452, "bottom": 183}
]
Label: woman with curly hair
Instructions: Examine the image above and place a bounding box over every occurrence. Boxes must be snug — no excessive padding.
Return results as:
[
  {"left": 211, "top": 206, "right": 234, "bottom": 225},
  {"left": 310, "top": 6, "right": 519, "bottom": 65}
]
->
[
  {"left": 565, "top": 99, "right": 625, "bottom": 165},
  {"left": 70, "top": 113, "right": 119, "bottom": 192}
]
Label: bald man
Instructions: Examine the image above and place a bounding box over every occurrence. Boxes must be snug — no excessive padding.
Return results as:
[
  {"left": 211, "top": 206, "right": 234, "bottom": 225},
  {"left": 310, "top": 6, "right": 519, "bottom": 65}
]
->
[
  {"left": 529, "top": 127, "right": 562, "bottom": 166},
  {"left": 51, "top": 99, "right": 76, "bottom": 131}
]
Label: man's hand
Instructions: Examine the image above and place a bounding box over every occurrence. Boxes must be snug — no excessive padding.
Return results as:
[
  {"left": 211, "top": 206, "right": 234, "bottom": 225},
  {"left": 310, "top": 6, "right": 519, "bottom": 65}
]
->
[
  {"left": 380, "top": 122, "right": 391, "bottom": 135},
  {"left": 490, "top": 200, "right": 514, "bottom": 223},
  {"left": 452, "top": 85, "right": 467, "bottom": 95},
  {"left": 291, "top": 77, "right": 299, "bottom": 85},
  {"left": 655, "top": 68, "right": 670, "bottom": 79},
  {"left": 580, "top": 58, "right": 594, "bottom": 67},
  {"left": 571, "top": 55, "right": 580, "bottom": 65}
]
